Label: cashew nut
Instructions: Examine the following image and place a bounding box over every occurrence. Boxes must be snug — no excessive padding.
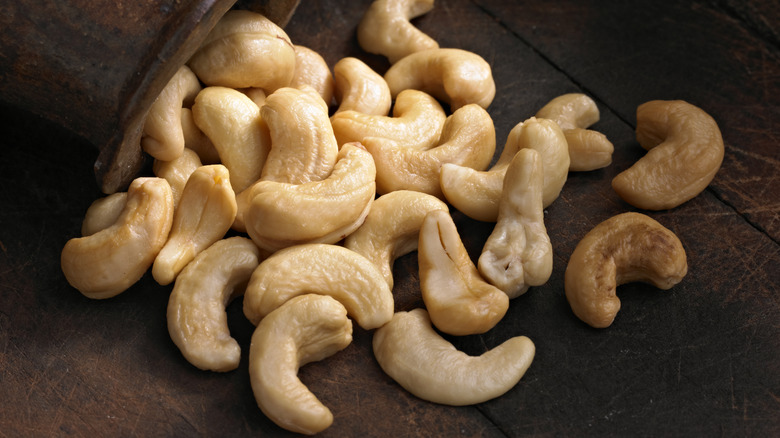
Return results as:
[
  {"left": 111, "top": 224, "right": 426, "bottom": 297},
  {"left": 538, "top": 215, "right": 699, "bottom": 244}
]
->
[
  {"left": 61, "top": 177, "right": 174, "bottom": 299},
  {"left": 535, "top": 93, "right": 614, "bottom": 171},
  {"left": 152, "top": 165, "right": 237, "bottom": 286},
  {"left": 384, "top": 48, "right": 496, "bottom": 111},
  {"left": 291, "top": 45, "right": 335, "bottom": 106},
  {"left": 373, "top": 308, "right": 535, "bottom": 406},
  {"left": 332, "top": 57, "right": 392, "bottom": 115},
  {"left": 188, "top": 10, "right": 296, "bottom": 91},
  {"left": 565, "top": 212, "right": 688, "bottom": 328},
  {"left": 249, "top": 294, "right": 352, "bottom": 435},
  {"left": 344, "top": 190, "right": 449, "bottom": 290},
  {"left": 478, "top": 148, "right": 553, "bottom": 299},
  {"left": 152, "top": 147, "right": 203, "bottom": 209},
  {"left": 612, "top": 100, "right": 724, "bottom": 210},
  {"left": 418, "top": 210, "right": 509, "bottom": 335},
  {"left": 167, "top": 236, "right": 261, "bottom": 372},
  {"left": 357, "top": 0, "right": 439, "bottom": 64},
  {"left": 181, "top": 108, "right": 220, "bottom": 165},
  {"left": 330, "top": 89, "right": 446, "bottom": 150},
  {"left": 243, "top": 243, "right": 394, "bottom": 330},
  {"left": 363, "top": 103, "right": 495, "bottom": 198},
  {"left": 80, "top": 192, "right": 128, "bottom": 237}
]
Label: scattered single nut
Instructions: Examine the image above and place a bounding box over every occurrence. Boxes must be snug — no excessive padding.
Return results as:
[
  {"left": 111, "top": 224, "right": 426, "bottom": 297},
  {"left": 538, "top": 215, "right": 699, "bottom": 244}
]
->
[
  {"left": 612, "top": 100, "right": 724, "bottom": 210},
  {"left": 152, "top": 147, "right": 203, "bottom": 209},
  {"left": 535, "top": 93, "right": 614, "bottom": 171},
  {"left": 478, "top": 148, "right": 553, "bottom": 299},
  {"left": 152, "top": 165, "right": 237, "bottom": 286},
  {"left": 243, "top": 243, "right": 394, "bottom": 330},
  {"left": 332, "top": 57, "right": 392, "bottom": 115},
  {"left": 357, "top": 0, "right": 439, "bottom": 64},
  {"left": 373, "top": 308, "right": 535, "bottom": 406},
  {"left": 181, "top": 108, "right": 221, "bottom": 165},
  {"left": 344, "top": 190, "right": 449, "bottom": 290},
  {"left": 80, "top": 192, "right": 128, "bottom": 237},
  {"left": 249, "top": 294, "right": 352, "bottom": 435},
  {"left": 167, "top": 236, "right": 262, "bottom": 372},
  {"left": 188, "top": 10, "right": 296, "bottom": 91},
  {"left": 384, "top": 48, "right": 496, "bottom": 111},
  {"left": 290, "top": 45, "right": 335, "bottom": 106},
  {"left": 565, "top": 212, "right": 688, "bottom": 328},
  {"left": 363, "top": 103, "right": 495, "bottom": 198},
  {"left": 418, "top": 210, "right": 509, "bottom": 335},
  {"left": 61, "top": 177, "right": 174, "bottom": 299}
]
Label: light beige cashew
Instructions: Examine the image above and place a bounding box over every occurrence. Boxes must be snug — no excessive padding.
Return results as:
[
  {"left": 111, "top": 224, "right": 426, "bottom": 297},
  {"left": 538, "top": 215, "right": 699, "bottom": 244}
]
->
[
  {"left": 152, "top": 165, "right": 237, "bottom": 286},
  {"left": 330, "top": 89, "right": 446, "bottom": 150},
  {"left": 245, "top": 143, "right": 376, "bottom": 252},
  {"left": 167, "top": 236, "right": 261, "bottom": 372},
  {"left": 61, "top": 177, "right": 174, "bottom": 299},
  {"left": 418, "top": 210, "right": 509, "bottom": 335},
  {"left": 188, "top": 10, "right": 296, "bottom": 91},
  {"left": 363, "top": 103, "right": 495, "bottom": 198},
  {"left": 238, "top": 87, "right": 268, "bottom": 108},
  {"left": 332, "top": 57, "right": 392, "bottom": 115},
  {"left": 478, "top": 148, "right": 553, "bottom": 299},
  {"left": 181, "top": 108, "right": 221, "bottom": 165},
  {"left": 439, "top": 116, "right": 569, "bottom": 222},
  {"left": 81, "top": 192, "right": 128, "bottom": 237},
  {"left": 612, "top": 100, "right": 724, "bottom": 210},
  {"left": 384, "top": 48, "right": 496, "bottom": 111},
  {"left": 192, "top": 86, "right": 271, "bottom": 193},
  {"left": 249, "top": 294, "right": 352, "bottom": 435},
  {"left": 260, "top": 86, "right": 339, "bottom": 184},
  {"left": 152, "top": 147, "right": 203, "bottom": 209},
  {"left": 243, "top": 243, "right": 394, "bottom": 330},
  {"left": 565, "top": 212, "right": 688, "bottom": 328},
  {"left": 373, "top": 308, "right": 535, "bottom": 406},
  {"left": 344, "top": 190, "right": 449, "bottom": 290},
  {"left": 290, "top": 45, "right": 335, "bottom": 107},
  {"left": 357, "top": 0, "right": 439, "bottom": 64},
  {"left": 535, "top": 93, "right": 614, "bottom": 171}
]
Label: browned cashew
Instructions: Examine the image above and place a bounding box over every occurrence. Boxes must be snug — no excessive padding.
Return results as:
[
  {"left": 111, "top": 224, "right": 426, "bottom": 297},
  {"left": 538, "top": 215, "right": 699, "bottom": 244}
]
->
[
  {"left": 612, "top": 100, "right": 724, "bottom": 210},
  {"left": 564, "top": 212, "right": 688, "bottom": 328},
  {"left": 332, "top": 57, "right": 392, "bottom": 115},
  {"left": 357, "top": 0, "right": 439, "bottom": 64}
]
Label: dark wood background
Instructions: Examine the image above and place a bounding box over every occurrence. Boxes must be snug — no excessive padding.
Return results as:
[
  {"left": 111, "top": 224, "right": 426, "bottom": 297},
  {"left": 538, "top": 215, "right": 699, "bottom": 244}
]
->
[{"left": 1, "top": 0, "right": 778, "bottom": 436}]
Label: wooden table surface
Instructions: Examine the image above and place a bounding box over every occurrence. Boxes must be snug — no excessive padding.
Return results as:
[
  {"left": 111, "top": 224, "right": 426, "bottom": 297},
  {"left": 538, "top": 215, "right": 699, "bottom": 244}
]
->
[{"left": 1, "top": 0, "right": 778, "bottom": 436}]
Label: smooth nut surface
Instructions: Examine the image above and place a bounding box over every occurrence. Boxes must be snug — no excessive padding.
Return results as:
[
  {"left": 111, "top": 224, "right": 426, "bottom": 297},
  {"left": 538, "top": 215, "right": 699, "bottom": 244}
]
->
[
  {"left": 357, "top": 0, "right": 439, "bottom": 64},
  {"left": 80, "top": 192, "right": 128, "bottom": 237},
  {"left": 152, "top": 147, "right": 203, "bottom": 209},
  {"left": 332, "top": 57, "right": 392, "bottom": 115},
  {"left": 290, "top": 45, "right": 335, "bottom": 106}
]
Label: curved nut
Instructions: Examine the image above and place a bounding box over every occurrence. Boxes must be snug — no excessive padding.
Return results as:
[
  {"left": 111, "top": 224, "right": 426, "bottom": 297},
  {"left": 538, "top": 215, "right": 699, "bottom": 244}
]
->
[
  {"left": 332, "top": 57, "right": 392, "bottom": 115},
  {"left": 330, "top": 89, "right": 446, "bottom": 149},
  {"left": 167, "top": 237, "right": 261, "bottom": 372},
  {"left": 260, "top": 86, "right": 339, "bottom": 184},
  {"left": 152, "top": 147, "right": 203, "bottom": 209},
  {"left": 249, "top": 294, "right": 352, "bottom": 435},
  {"left": 344, "top": 190, "right": 449, "bottom": 290},
  {"left": 141, "top": 65, "right": 202, "bottom": 161},
  {"left": 384, "top": 48, "right": 496, "bottom": 111},
  {"left": 478, "top": 148, "right": 553, "bottom": 299},
  {"left": 188, "top": 10, "right": 296, "bottom": 91},
  {"left": 181, "top": 108, "right": 220, "bottom": 165},
  {"left": 81, "top": 192, "right": 128, "bottom": 237},
  {"left": 192, "top": 86, "right": 271, "bottom": 193},
  {"left": 152, "top": 165, "right": 237, "bottom": 286},
  {"left": 418, "top": 210, "right": 509, "bottom": 335},
  {"left": 243, "top": 243, "right": 394, "bottom": 330},
  {"left": 612, "top": 100, "right": 724, "bottom": 210},
  {"left": 61, "top": 178, "right": 174, "bottom": 299},
  {"left": 373, "top": 308, "right": 535, "bottom": 406},
  {"left": 535, "top": 93, "right": 614, "bottom": 171},
  {"left": 357, "top": 0, "right": 439, "bottom": 64},
  {"left": 564, "top": 212, "right": 688, "bottom": 328},
  {"left": 245, "top": 143, "right": 376, "bottom": 252},
  {"left": 364, "top": 103, "right": 495, "bottom": 198},
  {"left": 290, "top": 45, "right": 335, "bottom": 107}
]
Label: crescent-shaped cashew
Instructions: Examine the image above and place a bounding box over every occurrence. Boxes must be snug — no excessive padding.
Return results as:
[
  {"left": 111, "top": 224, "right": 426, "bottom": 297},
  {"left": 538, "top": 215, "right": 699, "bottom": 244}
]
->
[
  {"left": 373, "top": 308, "right": 535, "bottom": 406},
  {"left": 612, "top": 100, "right": 724, "bottom": 210},
  {"left": 243, "top": 243, "right": 394, "bottom": 330},
  {"left": 357, "top": 0, "right": 439, "bottom": 64},
  {"left": 418, "top": 210, "right": 509, "bottom": 335},
  {"left": 180, "top": 108, "right": 221, "bottom": 165},
  {"left": 332, "top": 57, "right": 392, "bottom": 115},
  {"left": 478, "top": 148, "right": 553, "bottom": 299},
  {"left": 167, "top": 237, "right": 261, "bottom": 372},
  {"left": 330, "top": 89, "right": 446, "bottom": 150},
  {"left": 290, "top": 45, "right": 335, "bottom": 106},
  {"left": 384, "top": 48, "right": 496, "bottom": 111},
  {"left": 363, "top": 103, "right": 496, "bottom": 198},
  {"left": 564, "top": 212, "right": 688, "bottom": 328},
  {"left": 535, "top": 93, "right": 614, "bottom": 171},
  {"left": 249, "top": 294, "right": 352, "bottom": 435},
  {"left": 80, "top": 192, "right": 128, "bottom": 237},
  {"left": 61, "top": 178, "right": 174, "bottom": 299},
  {"left": 344, "top": 190, "right": 449, "bottom": 290},
  {"left": 152, "top": 165, "right": 237, "bottom": 286},
  {"left": 245, "top": 143, "right": 376, "bottom": 252},
  {"left": 152, "top": 147, "right": 203, "bottom": 209}
]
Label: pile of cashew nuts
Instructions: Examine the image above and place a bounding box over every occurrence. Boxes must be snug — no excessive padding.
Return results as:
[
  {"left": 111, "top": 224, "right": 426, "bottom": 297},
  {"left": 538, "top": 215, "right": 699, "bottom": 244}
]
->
[{"left": 60, "top": 0, "right": 724, "bottom": 434}]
